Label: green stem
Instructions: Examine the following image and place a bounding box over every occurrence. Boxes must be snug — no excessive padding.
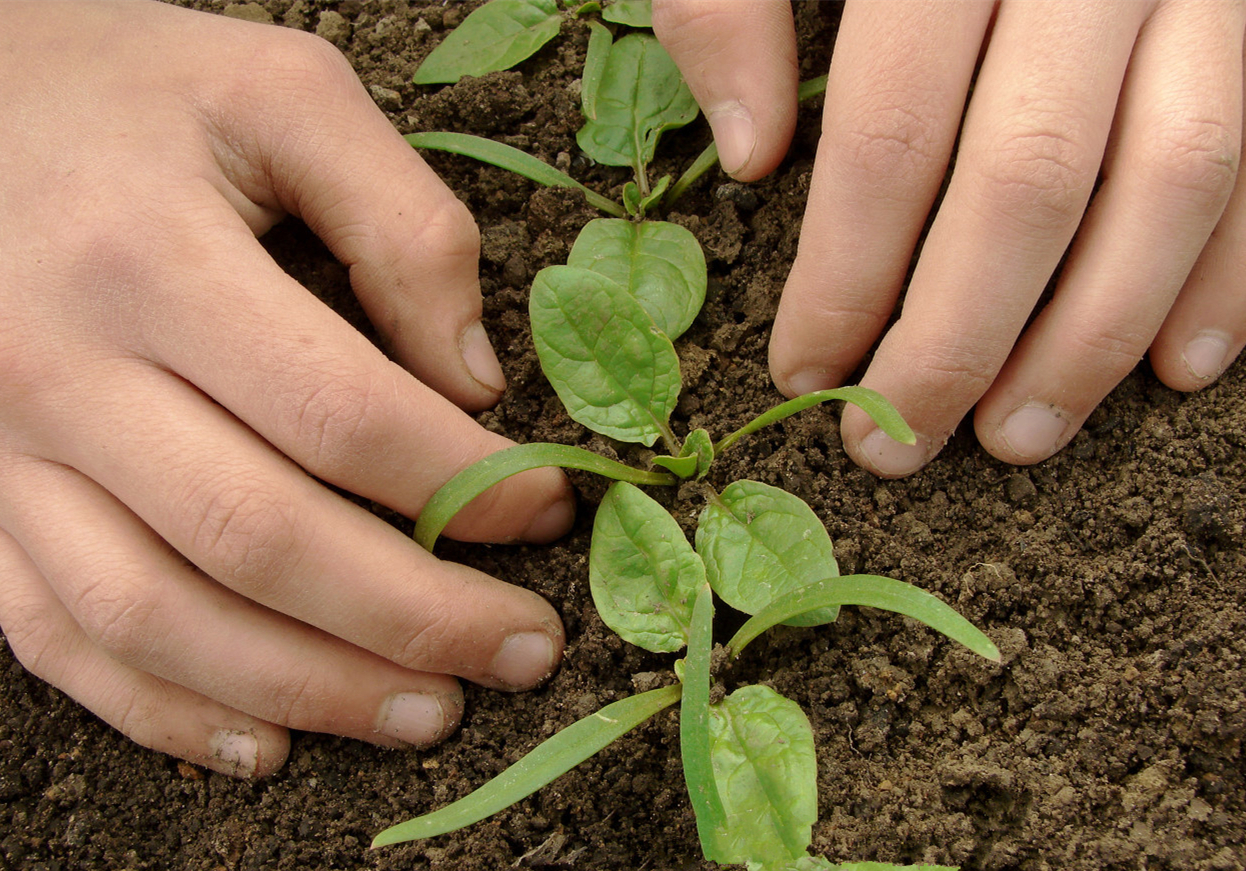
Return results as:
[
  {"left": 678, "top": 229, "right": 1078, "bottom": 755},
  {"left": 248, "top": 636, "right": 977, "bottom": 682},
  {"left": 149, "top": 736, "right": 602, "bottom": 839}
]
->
[
  {"left": 680, "top": 583, "right": 727, "bottom": 848},
  {"left": 415, "top": 443, "right": 675, "bottom": 551}
]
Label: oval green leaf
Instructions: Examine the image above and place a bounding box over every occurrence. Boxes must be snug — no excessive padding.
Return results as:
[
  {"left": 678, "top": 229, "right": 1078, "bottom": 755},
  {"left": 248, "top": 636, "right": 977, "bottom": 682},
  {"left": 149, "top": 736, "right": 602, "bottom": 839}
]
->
[
  {"left": 601, "top": 0, "right": 653, "bottom": 27},
  {"left": 530, "top": 265, "right": 681, "bottom": 446},
  {"left": 590, "top": 482, "right": 704, "bottom": 653},
  {"left": 413, "top": 0, "right": 563, "bottom": 85},
  {"left": 696, "top": 480, "right": 839, "bottom": 626},
  {"left": 575, "top": 33, "right": 699, "bottom": 168},
  {"left": 703, "top": 685, "right": 817, "bottom": 865},
  {"left": 567, "top": 218, "right": 707, "bottom": 339},
  {"left": 372, "top": 683, "right": 681, "bottom": 847}
]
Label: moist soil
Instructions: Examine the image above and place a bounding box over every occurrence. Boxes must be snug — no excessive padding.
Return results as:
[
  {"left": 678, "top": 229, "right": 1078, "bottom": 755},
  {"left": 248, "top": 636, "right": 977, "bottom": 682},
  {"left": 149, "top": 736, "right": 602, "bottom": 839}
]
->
[{"left": 3, "top": 2, "right": 1244, "bottom": 870}]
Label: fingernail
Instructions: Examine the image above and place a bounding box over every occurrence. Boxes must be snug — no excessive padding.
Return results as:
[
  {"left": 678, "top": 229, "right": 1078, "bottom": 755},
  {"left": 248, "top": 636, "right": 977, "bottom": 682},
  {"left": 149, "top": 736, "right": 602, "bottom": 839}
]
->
[
  {"left": 1181, "top": 330, "right": 1232, "bottom": 382},
  {"left": 522, "top": 488, "right": 576, "bottom": 543},
  {"left": 999, "top": 403, "right": 1069, "bottom": 461},
  {"left": 460, "top": 321, "right": 507, "bottom": 394},
  {"left": 786, "top": 368, "right": 834, "bottom": 397},
  {"left": 377, "top": 692, "right": 448, "bottom": 747},
  {"left": 209, "top": 729, "right": 258, "bottom": 778},
  {"left": 708, "top": 102, "right": 756, "bottom": 176},
  {"left": 489, "top": 631, "right": 557, "bottom": 690},
  {"left": 859, "top": 428, "right": 931, "bottom": 477}
]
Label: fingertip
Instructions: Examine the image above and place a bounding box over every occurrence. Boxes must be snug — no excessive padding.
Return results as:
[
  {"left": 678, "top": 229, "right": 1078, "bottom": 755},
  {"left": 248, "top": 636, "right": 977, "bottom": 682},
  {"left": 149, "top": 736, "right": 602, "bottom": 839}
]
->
[
  {"left": 458, "top": 319, "right": 507, "bottom": 401},
  {"left": 1154, "top": 328, "right": 1237, "bottom": 392},
  {"left": 848, "top": 426, "right": 941, "bottom": 479},
  {"left": 486, "top": 622, "right": 565, "bottom": 692}
]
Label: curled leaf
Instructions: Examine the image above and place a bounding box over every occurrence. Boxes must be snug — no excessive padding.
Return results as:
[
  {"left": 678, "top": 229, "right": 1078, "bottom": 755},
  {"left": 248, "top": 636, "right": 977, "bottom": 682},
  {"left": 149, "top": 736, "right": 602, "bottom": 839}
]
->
[{"left": 575, "top": 33, "right": 699, "bottom": 168}]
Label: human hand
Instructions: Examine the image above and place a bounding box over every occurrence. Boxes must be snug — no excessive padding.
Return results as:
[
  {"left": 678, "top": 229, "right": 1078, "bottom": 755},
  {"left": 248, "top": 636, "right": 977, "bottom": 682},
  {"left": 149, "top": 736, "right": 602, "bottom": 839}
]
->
[
  {"left": 655, "top": 0, "right": 1246, "bottom": 475},
  {"left": 0, "top": 1, "right": 574, "bottom": 778}
]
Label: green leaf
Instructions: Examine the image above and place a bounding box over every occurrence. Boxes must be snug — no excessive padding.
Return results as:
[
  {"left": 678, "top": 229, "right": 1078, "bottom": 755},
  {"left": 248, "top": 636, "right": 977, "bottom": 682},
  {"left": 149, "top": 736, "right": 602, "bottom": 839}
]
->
[
  {"left": 753, "top": 860, "right": 958, "bottom": 871},
  {"left": 653, "top": 427, "right": 714, "bottom": 479},
  {"left": 601, "top": 0, "right": 653, "bottom": 27},
  {"left": 413, "top": 0, "right": 562, "bottom": 84},
  {"left": 371, "top": 684, "right": 681, "bottom": 847},
  {"left": 590, "top": 483, "right": 704, "bottom": 652},
  {"left": 405, "top": 132, "right": 625, "bottom": 217},
  {"left": 581, "top": 19, "right": 613, "bottom": 121},
  {"left": 567, "top": 219, "right": 707, "bottom": 339},
  {"left": 696, "top": 480, "right": 840, "bottom": 626},
  {"left": 704, "top": 685, "right": 817, "bottom": 865},
  {"left": 716, "top": 387, "right": 915, "bottom": 456},
  {"left": 576, "top": 33, "right": 699, "bottom": 169},
  {"left": 414, "top": 443, "right": 674, "bottom": 551},
  {"left": 726, "top": 575, "right": 1001, "bottom": 663},
  {"left": 530, "top": 265, "right": 681, "bottom": 446},
  {"left": 680, "top": 582, "right": 728, "bottom": 850}
]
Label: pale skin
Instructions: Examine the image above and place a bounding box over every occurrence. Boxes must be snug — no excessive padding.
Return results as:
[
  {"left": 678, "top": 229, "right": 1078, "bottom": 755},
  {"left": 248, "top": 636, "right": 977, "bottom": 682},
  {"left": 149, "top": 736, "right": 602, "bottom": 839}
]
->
[
  {"left": 0, "top": 0, "right": 577, "bottom": 778},
  {"left": 3, "top": 0, "right": 1243, "bottom": 781},
  {"left": 654, "top": 0, "right": 1246, "bottom": 477}
]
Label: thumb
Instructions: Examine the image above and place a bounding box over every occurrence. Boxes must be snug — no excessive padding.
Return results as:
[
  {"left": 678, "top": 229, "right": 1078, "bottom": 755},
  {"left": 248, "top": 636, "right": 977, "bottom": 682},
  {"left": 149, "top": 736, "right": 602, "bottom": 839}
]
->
[
  {"left": 652, "top": 0, "right": 799, "bottom": 180},
  {"left": 211, "top": 27, "right": 504, "bottom": 412}
]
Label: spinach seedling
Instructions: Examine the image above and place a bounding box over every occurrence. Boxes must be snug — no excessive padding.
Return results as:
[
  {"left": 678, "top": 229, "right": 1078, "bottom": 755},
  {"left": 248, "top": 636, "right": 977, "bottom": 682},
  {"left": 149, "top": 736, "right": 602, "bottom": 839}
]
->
[{"left": 374, "top": 5, "right": 998, "bottom": 869}]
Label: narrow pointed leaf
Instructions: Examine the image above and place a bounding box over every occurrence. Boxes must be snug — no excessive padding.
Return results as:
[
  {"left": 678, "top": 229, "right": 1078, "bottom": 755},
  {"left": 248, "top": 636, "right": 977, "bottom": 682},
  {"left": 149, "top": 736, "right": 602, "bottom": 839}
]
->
[
  {"left": 757, "top": 860, "right": 957, "bottom": 871},
  {"left": 413, "top": 0, "right": 562, "bottom": 85},
  {"left": 568, "top": 218, "right": 707, "bottom": 339},
  {"left": 716, "top": 387, "right": 915, "bottom": 456},
  {"left": 590, "top": 482, "right": 704, "bottom": 652},
  {"left": 414, "top": 443, "right": 674, "bottom": 551},
  {"left": 576, "top": 33, "right": 699, "bottom": 168},
  {"left": 705, "top": 686, "right": 817, "bottom": 865},
  {"left": 371, "top": 684, "right": 681, "bottom": 847},
  {"left": 531, "top": 265, "right": 681, "bottom": 445},
  {"left": 405, "top": 132, "right": 625, "bottom": 217},
  {"left": 726, "top": 575, "right": 1001, "bottom": 662},
  {"left": 680, "top": 582, "right": 728, "bottom": 851},
  {"left": 697, "top": 480, "right": 839, "bottom": 626}
]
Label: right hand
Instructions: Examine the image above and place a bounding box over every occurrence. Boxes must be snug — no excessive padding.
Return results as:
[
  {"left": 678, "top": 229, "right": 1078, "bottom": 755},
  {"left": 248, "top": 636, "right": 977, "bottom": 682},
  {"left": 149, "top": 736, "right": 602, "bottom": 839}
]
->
[{"left": 0, "top": 0, "right": 574, "bottom": 778}]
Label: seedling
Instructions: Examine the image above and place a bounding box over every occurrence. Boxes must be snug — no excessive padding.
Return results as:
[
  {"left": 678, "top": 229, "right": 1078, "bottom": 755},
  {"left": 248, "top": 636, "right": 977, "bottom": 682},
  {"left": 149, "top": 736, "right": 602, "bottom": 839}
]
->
[{"left": 374, "top": 4, "right": 999, "bottom": 868}]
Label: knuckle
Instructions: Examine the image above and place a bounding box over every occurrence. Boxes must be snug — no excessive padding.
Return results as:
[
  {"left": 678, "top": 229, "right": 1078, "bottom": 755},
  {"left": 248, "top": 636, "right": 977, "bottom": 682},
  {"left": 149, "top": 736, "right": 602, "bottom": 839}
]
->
[
  {"left": 837, "top": 101, "right": 947, "bottom": 194},
  {"left": 262, "top": 668, "right": 327, "bottom": 728},
  {"left": 185, "top": 469, "right": 304, "bottom": 591},
  {"left": 901, "top": 338, "right": 999, "bottom": 400},
  {"left": 408, "top": 195, "right": 480, "bottom": 264},
  {"left": 285, "top": 363, "right": 399, "bottom": 481},
  {"left": 971, "top": 124, "right": 1097, "bottom": 231},
  {"left": 0, "top": 590, "right": 67, "bottom": 681},
  {"left": 69, "top": 572, "right": 165, "bottom": 668},
  {"left": 1138, "top": 115, "right": 1240, "bottom": 204}
]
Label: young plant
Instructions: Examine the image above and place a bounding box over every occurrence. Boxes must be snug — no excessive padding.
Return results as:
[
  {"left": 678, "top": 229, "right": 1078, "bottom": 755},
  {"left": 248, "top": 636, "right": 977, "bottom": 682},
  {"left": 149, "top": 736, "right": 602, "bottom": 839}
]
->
[{"left": 374, "top": 4, "right": 999, "bottom": 868}]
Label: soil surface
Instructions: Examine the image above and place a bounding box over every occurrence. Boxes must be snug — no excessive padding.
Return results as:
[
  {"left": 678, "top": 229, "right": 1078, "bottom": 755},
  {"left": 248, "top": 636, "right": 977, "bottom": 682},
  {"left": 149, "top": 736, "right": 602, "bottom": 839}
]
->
[{"left": 3, "top": 2, "right": 1244, "bottom": 870}]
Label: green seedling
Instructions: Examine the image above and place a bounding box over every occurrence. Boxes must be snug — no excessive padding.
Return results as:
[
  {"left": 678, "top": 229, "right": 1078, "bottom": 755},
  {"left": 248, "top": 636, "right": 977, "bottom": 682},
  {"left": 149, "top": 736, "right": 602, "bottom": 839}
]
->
[{"left": 376, "top": 4, "right": 999, "bottom": 868}]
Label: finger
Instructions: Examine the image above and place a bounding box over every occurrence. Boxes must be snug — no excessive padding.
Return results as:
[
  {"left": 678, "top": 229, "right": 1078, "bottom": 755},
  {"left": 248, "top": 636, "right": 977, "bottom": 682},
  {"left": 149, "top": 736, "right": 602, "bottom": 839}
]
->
[
  {"left": 0, "top": 524, "right": 289, "bottom": 778},
  {"left": 976, "top": 0, "right": 1244, "bottom": 462},
  {"left": 769, "top": 0, "right": 995, "bottom": 397},
  {"left": 75, "top": 205, "right": 571, "bottom": 544},
  {"left": 27, "top": 362, "right": 565, "bottom": 692},
  {"left": 652, "top": 0, "right": 797, "bottom": 180},
  {"left": 1151, "top": 169, "right": 1246, "bottom": 389},
  {"left": 0, "top": 455, "right": 467, "bottom": 752},
  {"left": 197, "top": 17, "right": 504, "bottom": 410},
  {"left": 840, "top": 1, "right": 1154, "bottom": 477}
]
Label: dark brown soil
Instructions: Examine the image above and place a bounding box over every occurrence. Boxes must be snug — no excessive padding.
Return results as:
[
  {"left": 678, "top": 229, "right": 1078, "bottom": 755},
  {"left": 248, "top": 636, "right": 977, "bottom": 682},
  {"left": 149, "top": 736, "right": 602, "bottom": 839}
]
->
[{"left": 3, "top": 2, "right": 1244, "bottom": 869}]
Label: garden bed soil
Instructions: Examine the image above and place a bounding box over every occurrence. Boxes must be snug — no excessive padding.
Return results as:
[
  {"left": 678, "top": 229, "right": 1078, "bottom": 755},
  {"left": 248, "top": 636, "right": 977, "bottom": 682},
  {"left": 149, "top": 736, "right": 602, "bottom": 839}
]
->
[{"left": 2, "top": 2, "right": 1244, "bottom": 869}]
